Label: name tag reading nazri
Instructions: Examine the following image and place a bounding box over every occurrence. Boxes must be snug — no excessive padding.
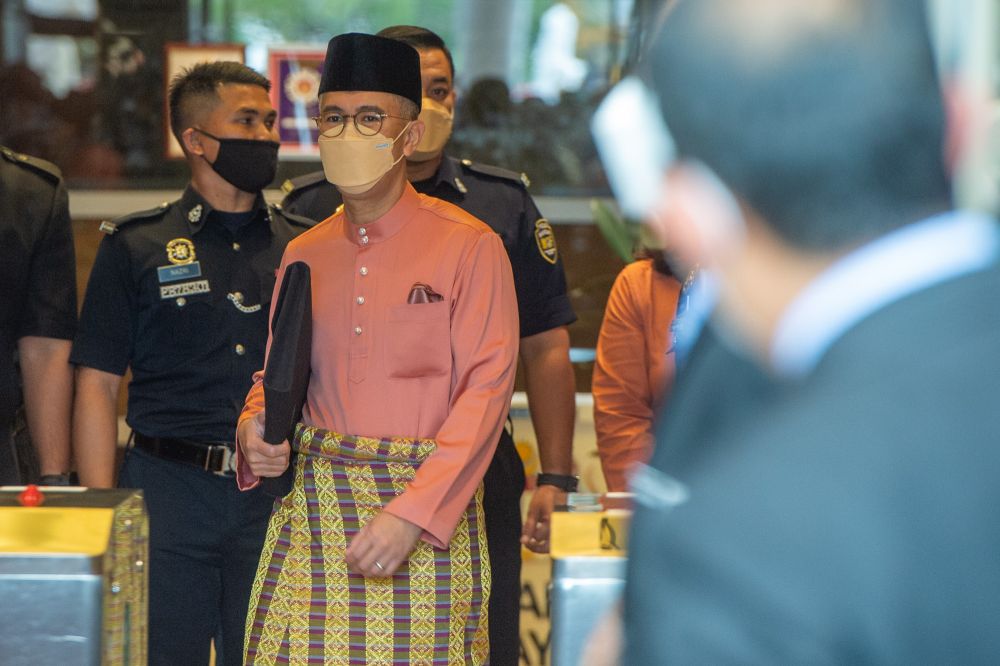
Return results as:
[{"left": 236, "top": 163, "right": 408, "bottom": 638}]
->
[
  {"left": 157, "top": 261, "right": 203, "bottom": 283},
  {"left": 160, "top": 280, "right": 210, "bottom": 299}
]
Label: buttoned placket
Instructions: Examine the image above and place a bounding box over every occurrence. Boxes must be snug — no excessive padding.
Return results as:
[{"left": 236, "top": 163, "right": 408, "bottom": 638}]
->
[
  {"left": 220, "top": 218, "right": 264, "bottom": 384},
  {"left": 349, "top": 226, "right": 372, "bottom": 383}
]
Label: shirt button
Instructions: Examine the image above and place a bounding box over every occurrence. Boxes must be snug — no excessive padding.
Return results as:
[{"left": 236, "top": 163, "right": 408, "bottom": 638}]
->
[
  {"left": 360, "top": 236, "right": 369, "bottom": 245},
  {"left": 176, "top": 297, "right": 187, "bottom": 307},
  {"left": 354, "top": 326, "right": 363, "bottom": 336},
  {"left": 356, "top": 296, "right": 365, "bottom": 305},
  {"left": 358, "top": 227, "right": 367, "bottom": 236},
  {"left": 232, "top": 242, "right": 241, "bottom": 251},
  {"left": 234, "top": 343, "right": 246, "bottom": 355},
  {"left": 360, "top": 266, "right": 368, "bottom": 276}
]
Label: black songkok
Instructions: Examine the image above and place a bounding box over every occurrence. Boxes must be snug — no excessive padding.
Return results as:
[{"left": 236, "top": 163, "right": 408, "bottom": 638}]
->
[{"left": 318, "top": 33, "right": 421, "bottom": 110}]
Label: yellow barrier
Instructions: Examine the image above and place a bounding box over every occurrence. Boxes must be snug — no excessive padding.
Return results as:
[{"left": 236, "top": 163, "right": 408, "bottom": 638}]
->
[{"left": 512, "top": 392, "right": 602, "bottom": 665}]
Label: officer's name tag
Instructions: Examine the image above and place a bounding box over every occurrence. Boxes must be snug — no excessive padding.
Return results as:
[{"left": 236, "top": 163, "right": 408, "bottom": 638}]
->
[
  {"left": 160, "top": 280, "right": 210, "bottom": 299},
  {"left": 157, "top": 261, "right": 202, "bottom": 283}
]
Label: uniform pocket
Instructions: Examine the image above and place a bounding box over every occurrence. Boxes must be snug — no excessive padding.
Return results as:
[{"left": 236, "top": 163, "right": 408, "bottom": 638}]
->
[
  {"left": 384, "top": 300, "right": 451, "bottom": 379},
  {"left": 138, "top": 296, "right": 215, "bottom": 372}
]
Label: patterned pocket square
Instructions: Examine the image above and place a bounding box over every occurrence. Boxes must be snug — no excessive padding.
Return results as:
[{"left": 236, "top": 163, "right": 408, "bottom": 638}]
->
[{"left": 406, "top": 282, "right": 443, "bottom": 304}]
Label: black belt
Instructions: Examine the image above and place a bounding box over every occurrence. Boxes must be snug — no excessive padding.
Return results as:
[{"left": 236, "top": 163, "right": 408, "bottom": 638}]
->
[{"left": 132, "top": 432, "right": 236, "bottom": 476}]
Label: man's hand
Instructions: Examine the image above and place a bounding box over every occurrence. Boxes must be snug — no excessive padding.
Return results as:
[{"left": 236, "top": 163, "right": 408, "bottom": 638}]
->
[
  {"left": 237, "top": 411, "right": 291, "bottom": 477},
  {"left": 520, "top": 327, "right": 575, "bottom": 553},
  {"left": 521, "top": 484, "right": 565, "bottom": 553},
  {"left": 345, "top": 512, "right": 423, "bottom": 577}
]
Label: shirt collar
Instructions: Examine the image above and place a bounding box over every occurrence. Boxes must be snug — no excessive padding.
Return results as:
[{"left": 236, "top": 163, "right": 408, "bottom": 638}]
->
[
  {"left": 341, "top": 182, "right": 421, "bottom": 246},
  {"left": 434, "top": 155, "right": 466, "bottom": 193},
  {"left": 179, "top": 185, "right": 270, "bottom": 235},
  {"left": 671, "top": 270, "right": 719, "bottom": 369},
  {"left": 410, "top": 154, "right": 465, "bottom": 196},
  {"left": 770, "top": 210, "right": 1000, "bottom": 378}
]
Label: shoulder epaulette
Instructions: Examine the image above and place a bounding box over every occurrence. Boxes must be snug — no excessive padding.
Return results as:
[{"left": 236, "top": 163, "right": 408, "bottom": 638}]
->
[
  {"left": 99, "top": 201, "right": 170, "bottom": 235},
  {"left": 0, "top": 146, "right": 62, "bottom": 184},
  {"left": 459, "top": 158, "right": 531, "bottom": 189},
  {"left": 269, "top": 203, "right": 317, "bottom": 229},
  {"left": 281, "top": 170, "right": 328, "bottom": 195}
]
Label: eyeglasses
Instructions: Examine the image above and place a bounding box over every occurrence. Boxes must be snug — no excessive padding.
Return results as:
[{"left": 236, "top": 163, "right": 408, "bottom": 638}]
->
[{"left": 310, "top": 111, "right": 409, "bottom": 137}]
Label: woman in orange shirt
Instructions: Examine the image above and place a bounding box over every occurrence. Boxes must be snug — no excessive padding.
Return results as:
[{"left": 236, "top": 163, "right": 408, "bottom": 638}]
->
[{"left": 593, "top": 251, "right": 682, "bottom": 492}]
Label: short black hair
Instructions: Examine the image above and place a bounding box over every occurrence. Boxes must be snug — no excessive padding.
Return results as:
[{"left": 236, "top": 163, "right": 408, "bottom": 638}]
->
[
  {"left": 168, "top": 61, "right": 270, "bottom": 149},
  {"left": 647, "top": 0, "right": 951, "bottom": 251},
  {"left": 377, "top": 25, "right": 455, "bottom": 80}
]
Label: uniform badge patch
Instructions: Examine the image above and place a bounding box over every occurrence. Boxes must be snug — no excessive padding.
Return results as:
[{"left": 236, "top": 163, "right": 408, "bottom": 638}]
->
[
  {"left": 534, "top": 218, "right": 558, "bottom": 265},
  {"left": 159, "top": 280, "right": 210, "bottom": 299},
  {"left": 166, "top": 238, "right": 196, "bottom": 265},
  {"left": 157, "top": 261, "right": 202, "bottom": 283}
]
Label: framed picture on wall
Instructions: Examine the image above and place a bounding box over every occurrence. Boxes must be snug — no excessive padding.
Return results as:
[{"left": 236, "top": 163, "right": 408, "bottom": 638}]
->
[
  {"left": 267, "top": 46, "right": 326, "bottom": 158},
  {"left": 163, "top": 42, "right": 246, "bottom": 159}
]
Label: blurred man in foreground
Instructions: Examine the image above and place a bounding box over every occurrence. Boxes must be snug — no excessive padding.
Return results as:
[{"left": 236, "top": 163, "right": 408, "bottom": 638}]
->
[{"left": 598, "top": 0, "right": 1000, "bottom": 662}]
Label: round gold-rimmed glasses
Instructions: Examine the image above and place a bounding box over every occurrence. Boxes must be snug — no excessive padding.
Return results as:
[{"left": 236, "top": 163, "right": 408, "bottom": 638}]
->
[{"left": 310, "top": 112, "right": 409, "bottom": 136}]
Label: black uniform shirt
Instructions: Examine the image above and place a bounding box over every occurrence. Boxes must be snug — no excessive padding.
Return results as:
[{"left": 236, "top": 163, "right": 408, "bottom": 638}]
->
[
  {"left": 282, "top": 155, "right": 576, "bottom": 338},
  {"left": 0, "top": 147, "right": 77, "bottom": 430},
  {"left": 70, "top": 186, "right": 314, "bottom": 442}
]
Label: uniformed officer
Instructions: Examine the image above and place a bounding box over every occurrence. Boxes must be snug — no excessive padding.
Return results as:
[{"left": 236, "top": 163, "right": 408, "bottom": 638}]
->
[
  {"left": 0, "top": 147, "right": 76, "bottom": 486},
  {"left": 71, "top": 62, "right": 313, "bottom": 666},
  {"left": 281, "top": 26, "right": 578, "bottom": 666}
]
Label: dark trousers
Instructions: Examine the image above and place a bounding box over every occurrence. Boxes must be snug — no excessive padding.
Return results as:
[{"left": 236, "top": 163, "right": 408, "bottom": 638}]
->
[
  {"left": 482, "top": 427, "right": 527, "bottom": 666},
  {"left": 118, "top": 447, "right": 273, "bottom": 666}
]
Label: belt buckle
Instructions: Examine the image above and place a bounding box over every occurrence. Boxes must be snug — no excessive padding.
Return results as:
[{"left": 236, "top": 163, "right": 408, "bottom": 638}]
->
[{"left": 205, "top": 444, "right": 235, "bottom": 477}]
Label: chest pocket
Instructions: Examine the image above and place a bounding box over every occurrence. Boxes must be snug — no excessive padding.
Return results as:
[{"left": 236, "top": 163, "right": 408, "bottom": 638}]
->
[
  {"left": 138, "top": 294, "right": 217, "bottom": 372},
  {"left": 384, "top": 300, "right": 451, "bottom": 379}
]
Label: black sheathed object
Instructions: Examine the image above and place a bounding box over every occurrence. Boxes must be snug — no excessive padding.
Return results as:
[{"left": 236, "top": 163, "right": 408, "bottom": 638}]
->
[{"left": 261, "top": 261, "right": 312, "bottom": 497}]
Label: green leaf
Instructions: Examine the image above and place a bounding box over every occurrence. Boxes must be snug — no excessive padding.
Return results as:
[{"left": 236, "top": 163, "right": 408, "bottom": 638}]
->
[{"left": 591, "top": 199, "right": 637, "bottom": 263}]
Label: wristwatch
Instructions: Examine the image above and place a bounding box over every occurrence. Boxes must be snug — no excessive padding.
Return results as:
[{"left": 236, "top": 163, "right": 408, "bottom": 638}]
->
[{"left": 536, "top": 472, "right": 579, "bottom": 493}]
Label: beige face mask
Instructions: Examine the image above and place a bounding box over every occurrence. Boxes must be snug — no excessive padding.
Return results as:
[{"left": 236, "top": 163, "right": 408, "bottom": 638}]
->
[
  {"left": 318, "top": 121, "right": 412, "bottom": 195},
  {"left": 409, "top": 98, "right": 453, "bottom": 162}
]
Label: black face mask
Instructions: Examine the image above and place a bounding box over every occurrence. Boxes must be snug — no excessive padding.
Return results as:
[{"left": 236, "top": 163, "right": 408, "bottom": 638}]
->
[{"left": 195, "top": 129, "right": 279, "bottom": 193}]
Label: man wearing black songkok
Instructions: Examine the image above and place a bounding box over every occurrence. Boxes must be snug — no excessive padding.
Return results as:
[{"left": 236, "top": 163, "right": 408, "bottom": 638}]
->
[{"left": 236, "top": 33, "right": 517, "bottom": 665}]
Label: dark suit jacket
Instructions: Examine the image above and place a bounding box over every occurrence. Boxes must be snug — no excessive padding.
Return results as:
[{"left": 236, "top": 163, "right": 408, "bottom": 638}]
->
[{"left": 625, "top": 262, "right": 1000, "bottom": 664}]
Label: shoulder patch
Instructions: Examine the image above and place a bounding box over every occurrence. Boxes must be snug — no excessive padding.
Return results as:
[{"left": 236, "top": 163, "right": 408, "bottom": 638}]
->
[
  {"left": 0, "top": 146, "right": 62, "bottom": 184},
  {"left": 460, "top": 159, "right": 530, "bottom": 189},
  {"left": 534, "top": 218, "right": 558, "bottom": 264},
  {"left": 101, "top": 202, "right": 170, "bottom": 234},
  {"left": 281, "top": 170, "right": 328, "bottom": 195}
]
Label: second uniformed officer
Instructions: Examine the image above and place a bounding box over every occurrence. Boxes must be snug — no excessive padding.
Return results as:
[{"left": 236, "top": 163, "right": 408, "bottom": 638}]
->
[
  {"left": 0, "top": 147, "right": 76, "bottom": 486},
  {"left": 282, "top": 26, "right": 578, "bottom": 666},
  {"left": 71, "top": 62, "right": 313, "bottom": 666}
]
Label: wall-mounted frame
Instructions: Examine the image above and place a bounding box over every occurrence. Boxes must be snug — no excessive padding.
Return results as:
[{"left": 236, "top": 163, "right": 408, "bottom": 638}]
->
[
  {"left": 163, "top": 42, "right": 246, "bottom": 159},
  {"left": 267, "top": 46, "right": 326, "bottom": 158}
]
